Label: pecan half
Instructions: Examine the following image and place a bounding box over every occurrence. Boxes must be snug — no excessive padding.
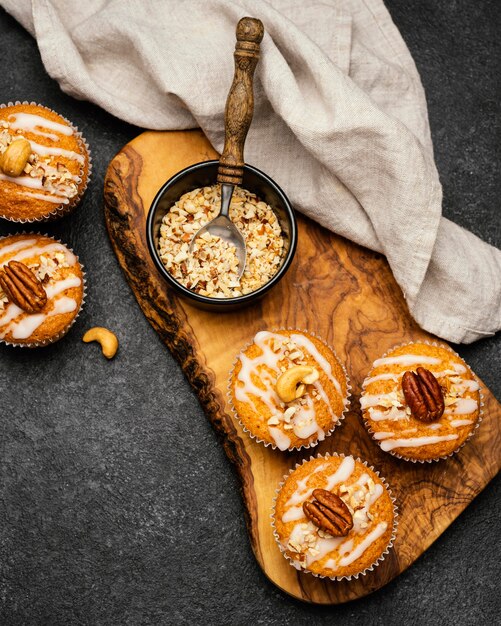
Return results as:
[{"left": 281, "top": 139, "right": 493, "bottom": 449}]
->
[
  {"left": 402, "top": 367, "right": 445, "bottom": 422},
  {"left": 0, "top": 261, "right": 47, "bottom": 313},
  {"left": 303, "top": 489, "right": 353, "bottom": 536}
]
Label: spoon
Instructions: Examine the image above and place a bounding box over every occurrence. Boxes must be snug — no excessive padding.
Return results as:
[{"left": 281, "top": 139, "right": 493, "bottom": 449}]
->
[
  {"left": 189, "top": 17, "right": 264, "bottom": 279},
  {"left": 189, "top": 182, "right": 246, "bottom": 276}
]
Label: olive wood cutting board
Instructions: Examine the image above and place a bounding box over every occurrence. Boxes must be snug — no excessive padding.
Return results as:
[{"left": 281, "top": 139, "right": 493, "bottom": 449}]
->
[{"left": 103, "top": 129, "right": 501, "bottom": 604}]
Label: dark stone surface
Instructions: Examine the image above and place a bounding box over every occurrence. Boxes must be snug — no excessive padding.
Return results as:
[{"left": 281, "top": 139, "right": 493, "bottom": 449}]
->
[{"left": 0, "top": 1, "right": 499, "bottom": 624}]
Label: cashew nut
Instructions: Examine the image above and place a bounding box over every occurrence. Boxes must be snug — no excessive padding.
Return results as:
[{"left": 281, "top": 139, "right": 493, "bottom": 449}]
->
[
  {"left": 82, "top": 327, "right": 118, "bottom": 359},
  {"left": 0, "top": 138, "right": 32, "bottom": 177},
  {"left": 275, "top": 365, "right": 320, "bottom": 403}
]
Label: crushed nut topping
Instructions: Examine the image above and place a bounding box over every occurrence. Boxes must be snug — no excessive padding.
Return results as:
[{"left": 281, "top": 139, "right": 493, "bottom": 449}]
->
[
  {"left": 158, "top": 185, "right": 285, "bottom": 298},
  {"left": 0, "top": 121, "right": 79, "bottom": 200},
  {"left": 28, "top": 252, "right": 69, "bottom": 284}
]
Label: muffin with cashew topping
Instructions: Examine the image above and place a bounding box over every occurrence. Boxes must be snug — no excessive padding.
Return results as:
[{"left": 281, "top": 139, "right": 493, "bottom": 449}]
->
[
  {"left": 360, "top": 342, "right": 482, "bottom": 462},
  {"left": 0, "top": 102, "right": 90, "bottom": 222},
  {"left": 229, "top": 330, "right": 350, "bottom": 450},
  {"left": 0, "top": 233, "right": 85, "bottom": 347},
  {"left": 272, "top": 454, "right": 397, "bottom": 580}
]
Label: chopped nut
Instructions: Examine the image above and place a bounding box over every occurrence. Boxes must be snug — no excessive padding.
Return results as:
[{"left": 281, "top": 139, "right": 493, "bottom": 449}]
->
[
  {"left": 158, "top": 184, "right": 284, "bottom": 298},
  {"left": 283, "top": 406, "right": 297, "bottom": 422}
]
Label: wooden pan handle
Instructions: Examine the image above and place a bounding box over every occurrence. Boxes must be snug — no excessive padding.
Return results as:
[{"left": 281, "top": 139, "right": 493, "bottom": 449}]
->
[{"left": 217, "top": 17, "right": 264, "bottom": 186}]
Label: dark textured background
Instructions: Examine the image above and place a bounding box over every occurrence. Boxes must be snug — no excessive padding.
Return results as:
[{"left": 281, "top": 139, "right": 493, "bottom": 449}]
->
[{"left": 0, "top": 1, "right": 500, "bottom": 624}]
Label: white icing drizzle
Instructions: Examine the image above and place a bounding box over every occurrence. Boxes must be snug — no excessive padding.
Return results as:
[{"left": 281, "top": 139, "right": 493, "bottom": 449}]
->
[
  {"left": 339, "top": 539, "right": 354, "bottom": 556},
  {"left": 284, "top": 463, "right": 328, "bottom": 508},
  {"left": 0, "top": 173, "right": 71, "bottom": 203},
  {"left": 428, "top": 423, "right": 442, "bottom": 430},
  {"left": 292, "top": 395, "right": 325, "bottom": 441},
  {"left": 373, "top": 431, "right": 395, "bottom": 440},
  {"left": 361, "top": 394, "right": 398, "bottom": 409},
  {"left": 45, "top": 276, "right": 82, "bottom": 298},
  {"left": 372, "top": 354, "right": 441, "bottom": 367},
  {"left": 363, "top": 365, "right": 468, "bottom": 387},
  {"left": 460, "top": 380, "right": 480, "bottom": 392},
  {"left": 432, "top": 366, "right": 467, "bottom": 377},
  {"left": 0, "top": 172, "right": 48, "bottom": 190},
  {"left": 18, "top": 191, "right": 69, "bottom": 205},
  {"left": 289, "top": 333, "right": 342, "bottom": 394},
  {"left": 362, "top": 372, "right": 399, "bottom": 387},
  {"left": 450, "top": 419, "right": 474, "bottom": 428},
  {"left": 0, "top": 238, "right": 37, "bottom": 258},
  {"left": 1, "top": 243, "right": 76, "bottom": 268},
  {"left": 380, "top": 434, "right": 458, "bottom": 451},
  {"left": 0, "top": 302, "right": 23, "bottom": 325},
  {"left": 29, "top": 139, "right": 84, "bottom": 164},
  {"left": 281, "top": 506, "right": 305, "bottom": 523},
  {"left": 306, "top": 535, "right": 344, "bottom": 566},
  {"left": 444, "top": 398, "right": 478, "bottom": 415},
  {"left": 324, "top": 456, "right": 356, "bottom": 492},
  {"left": 368, "top": 406, "right": 408, "bottom": 422},
  {"left": 235, "top": 351, "right": 278, "bottom": 414},
  {"left": 269, "top": 427, "right": 291, "bottom": 451},
  {"left": 49, "top": 296, "right": 77, "bottom": 316},
  {"left": 10, "top": 313, "right": 47, "bottom": 339},
  {"left": 366, "top": 483, "right": 384, "bottom": 508},
  {"left": 8, "top": 112, "right": 73, "bottom": 140},
  {"left": 338, "top": 522, "right": 388, "bottom": 566},
  {"left": 313, "top": 380, "right": 336, "bottom": 420}
]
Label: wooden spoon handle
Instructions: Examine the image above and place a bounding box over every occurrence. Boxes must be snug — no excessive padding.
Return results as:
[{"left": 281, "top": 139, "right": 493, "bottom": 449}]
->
[{"left": 217, "top": 17, "right": 264, "bottom": 186}]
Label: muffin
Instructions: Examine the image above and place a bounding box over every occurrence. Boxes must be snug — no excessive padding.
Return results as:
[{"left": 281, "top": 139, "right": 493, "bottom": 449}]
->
[
  {"left": 0, "top": 102, "right": 90, "bottom": 222},
  {"left": 0, "top": 233, "right": 85, "bottom": 346},
  {"left": 272, "top": 454, "right": 397, "bottom": 580},
  {"left": 361, "top": 342, "right": 482, "bottom": 462},
  {"left": 229, "top": 330, "right": 350, "bottom": 450}
]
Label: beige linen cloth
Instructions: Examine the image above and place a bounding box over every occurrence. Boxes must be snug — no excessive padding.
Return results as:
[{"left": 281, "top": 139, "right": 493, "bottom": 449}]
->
[{"left": 2, "top": 0, "right": 500, "bottom": 343}]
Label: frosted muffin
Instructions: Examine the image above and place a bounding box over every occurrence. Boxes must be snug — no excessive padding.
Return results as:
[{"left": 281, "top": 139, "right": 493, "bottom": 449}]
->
[
  {"left": 361, "top": 342, "right": 481, "bottom": 462},
  {"left": 229, "top": 330, "right": 350, "bottom": 450},
  {"left": 0, "top": 102, "right": 90, "bottom": 222},
  {"left": 273, "top": 454, "right": 396, "bottom": 579},
  {"left": 0, "top": 234, "right": 85, "bottom": 346}
]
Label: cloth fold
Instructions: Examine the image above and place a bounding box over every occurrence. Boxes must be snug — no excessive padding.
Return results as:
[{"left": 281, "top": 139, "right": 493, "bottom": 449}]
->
[{"left": 2, "top": 0, "right": 499, "bottom": 343}]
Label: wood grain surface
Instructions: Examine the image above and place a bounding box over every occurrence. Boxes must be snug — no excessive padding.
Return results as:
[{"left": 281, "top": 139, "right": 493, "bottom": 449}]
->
[{"left": 103, "top": 129, "right": 501, "bottom": 604}]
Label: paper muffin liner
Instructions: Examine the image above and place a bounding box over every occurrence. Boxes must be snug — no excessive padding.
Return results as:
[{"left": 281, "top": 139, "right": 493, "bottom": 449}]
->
[
  {"left": 0, "top": 101, "right": 92, "bottom": 223},
  {"left": 0, "top": 232, "right": 86, "bottom": 348},
  {"left": 271, "top": 452, "right": 398, "bottom": 581},
  {"left": 360, "top": 340, "right": 484, "bottom": 463},
  {"left": 227, "top": 328, "right": 351, "bottom": 452}
]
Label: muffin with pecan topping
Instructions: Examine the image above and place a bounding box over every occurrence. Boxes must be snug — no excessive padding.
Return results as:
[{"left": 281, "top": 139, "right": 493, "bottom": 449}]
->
[
  {"left": 0, "top": 233, "right": 85, "bottom": 347},
  {"left": 229, "top": 329, "right": 350, "bottom": 451},
  {"left": 0, "top": 102, "right": 90, "bottom": 222},
  {"left": 272, "top": 454, "right": 397, "bottom": 579},
  {"left": 360, "top": 342, "right": 482, "bottom": 462}
]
